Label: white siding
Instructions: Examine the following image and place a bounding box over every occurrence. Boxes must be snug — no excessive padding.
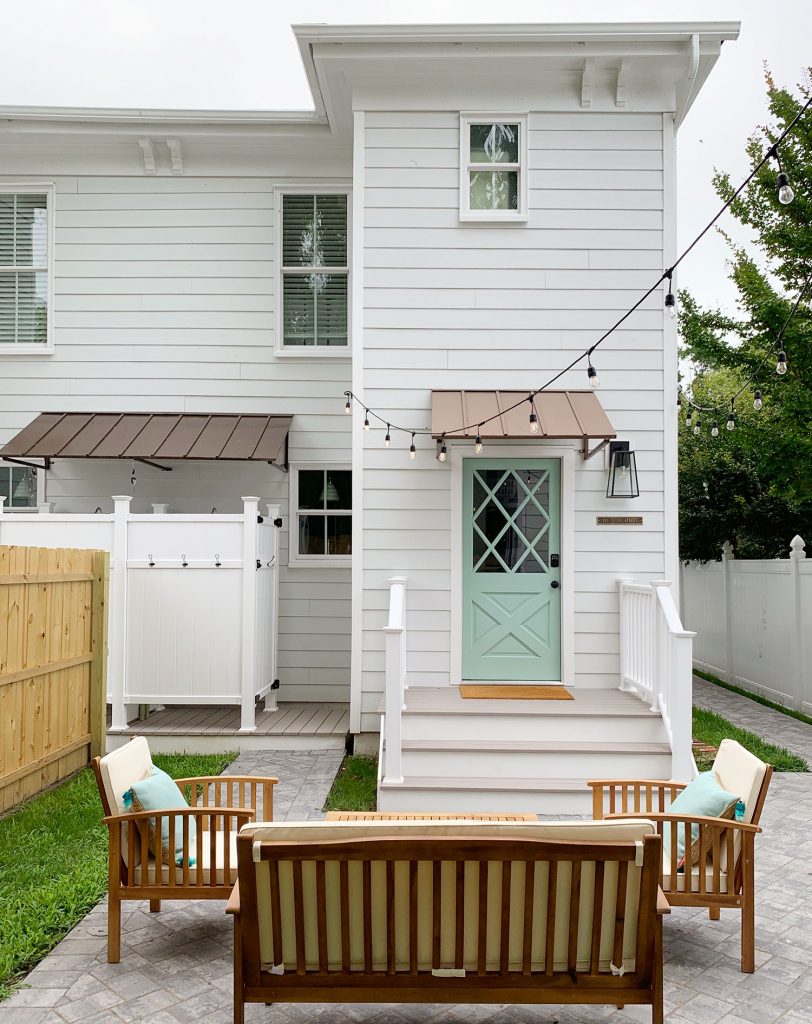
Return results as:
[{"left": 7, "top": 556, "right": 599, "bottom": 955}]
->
[
  {"left": 359, "top": 111, "right": 667, "bottom": 730},
  {"left": 0, "top": 174, "right": 352, "bottom": 703}
]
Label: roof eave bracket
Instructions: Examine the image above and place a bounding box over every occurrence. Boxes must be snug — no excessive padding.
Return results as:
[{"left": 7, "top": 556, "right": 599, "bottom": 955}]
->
[
  {"left": 134, "top": 457, "right": 172, "bottom": 472},
  {"left": 581, "top": 437, "right": 611, "bottom": 462},
  {"left": 2, "top": 456, "right": 51, "bottom": 471}
]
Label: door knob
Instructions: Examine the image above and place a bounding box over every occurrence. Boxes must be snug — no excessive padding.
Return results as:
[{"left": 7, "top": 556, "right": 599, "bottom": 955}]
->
[{"left": 550, "top": 580, "right": 560, "bottom": 589}]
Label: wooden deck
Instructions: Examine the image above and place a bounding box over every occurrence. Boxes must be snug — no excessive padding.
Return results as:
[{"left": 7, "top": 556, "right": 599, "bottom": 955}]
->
[{"left": 107, "top": 701, "right": 350, "bottom": 754}]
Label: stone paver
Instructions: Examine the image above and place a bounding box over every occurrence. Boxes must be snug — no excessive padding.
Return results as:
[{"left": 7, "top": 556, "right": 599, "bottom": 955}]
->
[
  {"left": 3, "top": 696, "right": 812, "bottom": 1023},
  {"left": 693, "top": 674, "right": 812, "bottom": 762}
]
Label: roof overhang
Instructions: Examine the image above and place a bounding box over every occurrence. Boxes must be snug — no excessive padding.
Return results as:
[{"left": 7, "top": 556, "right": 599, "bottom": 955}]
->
[
  {"left": 0, "top": 413, "right": 291, "bottom": 471},
  {"left": 432, "top": 389, "right": 615, "bottom": 461}
]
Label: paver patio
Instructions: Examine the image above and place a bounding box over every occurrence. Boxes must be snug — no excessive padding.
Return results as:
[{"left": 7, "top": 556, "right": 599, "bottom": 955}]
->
[{"left": 4, "top": 686, "right": 812, "bottom": 1024}]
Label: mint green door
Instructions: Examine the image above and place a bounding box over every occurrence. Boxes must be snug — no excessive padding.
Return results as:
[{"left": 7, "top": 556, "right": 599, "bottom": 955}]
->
[{"left": 462, "top": 459, "right": 561, "bottom": 681}]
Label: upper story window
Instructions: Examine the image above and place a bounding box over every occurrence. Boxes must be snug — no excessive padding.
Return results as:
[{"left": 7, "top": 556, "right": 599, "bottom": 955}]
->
[
  {"left": 0, "top": 184, "right": 54, "bottom": 352},
  {"left": 459, "top": 115, "right": 528, "bottom": 222},
  {"left": 278, "top": 191, "right": 349, "bottom": 353}
]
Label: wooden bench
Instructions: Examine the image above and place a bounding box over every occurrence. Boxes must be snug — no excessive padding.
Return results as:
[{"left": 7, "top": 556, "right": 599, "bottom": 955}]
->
[{"left": 229, "top": 818, "right": 668, "bottom": 1024}]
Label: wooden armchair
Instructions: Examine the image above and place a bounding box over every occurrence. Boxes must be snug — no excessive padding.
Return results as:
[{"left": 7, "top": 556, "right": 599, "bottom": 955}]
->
[
  {"left": 92, "top": 736, "right": 277, "bottom": 963},
  {"left": 588, "top": 739, "right": 773, "bottom": 973}
]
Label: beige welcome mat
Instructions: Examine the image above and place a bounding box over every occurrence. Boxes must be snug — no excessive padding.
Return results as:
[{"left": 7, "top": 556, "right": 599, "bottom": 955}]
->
[{"left": 459, "top": 684, "right": 574, "bottom": 700}]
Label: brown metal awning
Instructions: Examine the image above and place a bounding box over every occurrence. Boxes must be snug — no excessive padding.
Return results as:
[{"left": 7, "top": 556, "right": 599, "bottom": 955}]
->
[
  {"left": 431, "top": 390, "right": 615, "bottom": 459},
  {"left": 1, "top": 412, "right": 291, "bottom": 470}
]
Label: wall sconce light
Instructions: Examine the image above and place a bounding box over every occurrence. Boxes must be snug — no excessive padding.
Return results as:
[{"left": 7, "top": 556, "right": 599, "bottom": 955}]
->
[{"left": 606, "top": 440, "right": 639, "bottom": 499}]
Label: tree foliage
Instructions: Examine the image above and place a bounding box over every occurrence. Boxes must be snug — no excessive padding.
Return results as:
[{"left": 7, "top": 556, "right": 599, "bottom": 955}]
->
[{"left": 679, "top": 71, "right": 812, "bottom": 560}]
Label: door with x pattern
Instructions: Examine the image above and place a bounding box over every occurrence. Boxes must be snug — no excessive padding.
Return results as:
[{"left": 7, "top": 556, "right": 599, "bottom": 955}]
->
[{"left": 462, "top": 459, "right": 561, "bottom": 681}]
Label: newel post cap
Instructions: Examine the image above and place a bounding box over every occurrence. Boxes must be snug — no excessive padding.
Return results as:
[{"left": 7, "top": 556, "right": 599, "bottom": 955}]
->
[{"left": 790, "top": 535, "right": 806, "bottom": 559}]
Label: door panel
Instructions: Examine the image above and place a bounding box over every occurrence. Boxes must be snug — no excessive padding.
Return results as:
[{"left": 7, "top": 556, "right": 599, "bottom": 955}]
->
[{"left": 462, "top": 459, "right": 561, "bottom": 681}]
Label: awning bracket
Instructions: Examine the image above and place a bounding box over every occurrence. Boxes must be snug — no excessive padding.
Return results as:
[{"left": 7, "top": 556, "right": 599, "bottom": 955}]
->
[
  {"left": 268, "top": 433, "right": 289, "bottom": 473},
  {"left": 581, "top": 437, "right": 610, "bottom": 462},
  {"left": 135, "top": 458, "right": 172, "bottom": 472},
  {"left": 2, "top": 456, "right": 51, "bottom": 472}
]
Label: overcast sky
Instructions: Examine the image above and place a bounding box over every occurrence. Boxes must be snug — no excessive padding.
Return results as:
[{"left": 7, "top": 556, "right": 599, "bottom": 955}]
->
[{"left": 1, "top": 0, "right": 810, "bottom": 315}]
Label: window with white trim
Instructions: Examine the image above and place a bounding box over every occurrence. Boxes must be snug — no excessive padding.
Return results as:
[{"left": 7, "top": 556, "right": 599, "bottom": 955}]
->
[
  {"left": 0, "top": 186, "right": 54, "bottom": 349},
  {"left": 290, "top": 467, "right": 351, "bottom": 564},
  {"left": 0, "top": 465, "right": 36, "bottom": 508},
  {"left": 280, "top": 193, "right": 348, "bottom": 349},
  {"left": 459, "top": 116, "right": 528, "bottom": 221}
]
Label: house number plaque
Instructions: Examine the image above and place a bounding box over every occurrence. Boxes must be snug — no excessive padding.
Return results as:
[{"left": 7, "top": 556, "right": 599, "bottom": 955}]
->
[{"left": 596, "top": 516, "right": 644, "bottom": 525}]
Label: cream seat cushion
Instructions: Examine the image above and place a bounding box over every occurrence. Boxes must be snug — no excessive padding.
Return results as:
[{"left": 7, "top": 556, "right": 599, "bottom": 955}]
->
[
  {"left": 662, "top": 855, "right": 728, "bottom": 894},
  {"left": 242, "top": 817, "right": 657, "bottom": 976},
  {"left": 712, "top": 738, "right": 768, "bottom": 871},
  {"left": 98, "top": 737, "right": 153, "bottom": 866},
  {"left": 133, "top": 829, "right": 238, "bottom": 885}
]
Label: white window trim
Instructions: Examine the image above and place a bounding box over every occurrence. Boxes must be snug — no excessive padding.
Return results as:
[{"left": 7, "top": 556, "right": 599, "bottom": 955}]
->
[
  {"left": 288, "top": 463, "right": 352, "bottom": 568},
  {"left": 0, "top": 181, "right": 56, "bottom": 355},
  {"left": 459, "top": 114, "right": 528, "bottom": 223},
  {"left": 274, "top": 183, "right": 352, "bottom": 358},
  {"left": 0, "top": 464, "right": 39, "bottom": 510}
]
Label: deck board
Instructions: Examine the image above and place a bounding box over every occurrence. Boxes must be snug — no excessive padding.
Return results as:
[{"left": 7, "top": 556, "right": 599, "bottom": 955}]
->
[{"left": 111, "top": 701, "right": 350, "bottom": 739}]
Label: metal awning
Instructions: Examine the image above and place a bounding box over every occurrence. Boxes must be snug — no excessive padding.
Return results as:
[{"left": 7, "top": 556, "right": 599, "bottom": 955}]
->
[
  {"left": 0, "top": 412, "right": 291, "bottom": 471},
  {"left": 431, "top": 390, "right": 615, "bottom": 460}
]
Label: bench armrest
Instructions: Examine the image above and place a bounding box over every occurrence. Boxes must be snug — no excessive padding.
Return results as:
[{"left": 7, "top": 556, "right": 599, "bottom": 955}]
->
[
  {"left": 102, "top": 806, "right": 254, "bottom": 826},
  {"left": 226, "top": 881, "right": 241, "bottom": 916},
  {"left": 587, "top": 779, "right": 689, "bottom": 819},
  {"left": 605, "top": 811, "right": 761, "bottom": 834}
]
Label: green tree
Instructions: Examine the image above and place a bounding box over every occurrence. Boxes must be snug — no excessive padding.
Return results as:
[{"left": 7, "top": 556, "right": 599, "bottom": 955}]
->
[{"left": 679, "top": 72, "right": 812, "bottom": 560}]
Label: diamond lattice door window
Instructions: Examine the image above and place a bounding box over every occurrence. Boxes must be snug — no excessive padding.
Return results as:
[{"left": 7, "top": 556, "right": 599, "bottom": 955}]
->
[{"left": 462, "top": 459, "right": 561, "bottom": 682}]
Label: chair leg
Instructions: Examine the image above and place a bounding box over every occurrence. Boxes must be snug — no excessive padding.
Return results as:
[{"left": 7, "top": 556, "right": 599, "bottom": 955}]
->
[
  {"left": 150, "top": 899, "right": 161, "bottom": 913},
  {"left": 108, "top": 892, "right": 121, "bottom": 964},
  {"left": 709, "top": 906, "right": 720, "bottom": 921},
  {"left": 741, "top": 889, "right": 755, "bottom": 972},
  {"left": 652, "top": 916, "right": 664, "bottom": 1024},
  {"left": 233, "top": 916, "right": 244, "bottom": 1024}
]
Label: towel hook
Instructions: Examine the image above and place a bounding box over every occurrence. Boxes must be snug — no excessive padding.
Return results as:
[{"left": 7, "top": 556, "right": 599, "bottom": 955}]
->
[
  {"left": 148, "top": 553, "right": 155, "bottom": 568},
  {"left": 215, "top": 553, "right": 221, "bottom": 567},
  {"left": 181, "top": 553, "right": 188, "bottom": 567}
]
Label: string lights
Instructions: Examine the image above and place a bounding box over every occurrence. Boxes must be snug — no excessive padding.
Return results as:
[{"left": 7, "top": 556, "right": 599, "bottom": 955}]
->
[{"left": 342, "top": 95, "right": 811, "bottom": 458}]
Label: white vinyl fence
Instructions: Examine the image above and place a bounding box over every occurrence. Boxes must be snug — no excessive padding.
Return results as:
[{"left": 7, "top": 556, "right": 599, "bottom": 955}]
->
[
  {"left": 681, "top": 536, "right": 811, "bottom": 715},
  {"left": 0, "top": 495, "right": 280, "bottom": 732}
]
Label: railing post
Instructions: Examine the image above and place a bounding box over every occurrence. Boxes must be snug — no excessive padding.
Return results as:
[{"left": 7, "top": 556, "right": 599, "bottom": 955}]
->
[
  {"left": 109, "top": 495, "right": 132, "bottom": 732},
  {"left": 617, "top": 578, "right": 636, "bottom": 691},
  {"left": 721, "top": 540, "right": 734, "bottom": 684},
  {"left": 382, "top": 576, "right": 407, "bottom": 785},
  {"left": 263, "top": 502, "right": 281, "bottom": 713},
  {"left": 790, "top": 535, "right": 806, "bottom": 712},
  {"left": 653, "top": 580, "right": 695, "bottom": 780},
  {"left": 239, "top": 496, "right": 259, "bottom": 733}
]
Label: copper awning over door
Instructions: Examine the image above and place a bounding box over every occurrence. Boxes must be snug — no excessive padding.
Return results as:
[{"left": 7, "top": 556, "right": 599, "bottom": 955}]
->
[
  {"left": 0, "top": 413, "right": 292, "bottom": 468},
  {"left": 431, "top": 389, "right": 615, "bottom": 459}
]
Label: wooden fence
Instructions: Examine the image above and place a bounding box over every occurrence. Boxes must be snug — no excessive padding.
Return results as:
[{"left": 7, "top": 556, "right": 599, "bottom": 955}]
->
[{"left": 0, "top": 544, "right": 109, "bottom": 812}]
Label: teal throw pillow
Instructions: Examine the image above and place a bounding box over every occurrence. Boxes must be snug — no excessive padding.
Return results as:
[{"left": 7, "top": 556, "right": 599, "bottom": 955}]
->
[
  {"left": 127, "top": 765, "right": 196, "bottom": 867},
  {"left": 663, "top": 771, "right": 740, "bottom": 867}
]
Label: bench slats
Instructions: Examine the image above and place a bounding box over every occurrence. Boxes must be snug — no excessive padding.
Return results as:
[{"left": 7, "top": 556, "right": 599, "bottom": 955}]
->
[{"left": 521, "top": 861, "right": 534, "bottom": 976}]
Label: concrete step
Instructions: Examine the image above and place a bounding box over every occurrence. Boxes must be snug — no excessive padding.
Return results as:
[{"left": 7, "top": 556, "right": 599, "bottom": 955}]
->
[
  {"left": 399, "top": 738, "right": 672, "bottom": 779},
  {"left": 377, "top": 776, "right": 596, "bottom": 816}
]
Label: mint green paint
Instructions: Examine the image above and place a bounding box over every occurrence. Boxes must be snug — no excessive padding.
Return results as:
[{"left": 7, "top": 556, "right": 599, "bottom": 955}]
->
[{"left": 462, "top": 459, "right": 561, "bottom": 681}]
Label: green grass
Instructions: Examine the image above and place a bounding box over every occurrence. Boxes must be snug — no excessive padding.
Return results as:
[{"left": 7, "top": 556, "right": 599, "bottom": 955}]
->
[
  {"left": 694, "top": 668, "right": 812, "bottom": 729},
  {"left": 0, "top": 751, "right": 235, "bottom": 1001},
  {"left": 323, "top": 755, "right": 378, "bottom": 812},
  {"left": 692, "top": 707, "right": 808, "bottom": 773}
]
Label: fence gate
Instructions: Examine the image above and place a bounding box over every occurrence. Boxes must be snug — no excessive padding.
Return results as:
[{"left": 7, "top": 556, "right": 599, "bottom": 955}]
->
[{"left": 0, "top": 544, "right": 109, "bottom": 812}]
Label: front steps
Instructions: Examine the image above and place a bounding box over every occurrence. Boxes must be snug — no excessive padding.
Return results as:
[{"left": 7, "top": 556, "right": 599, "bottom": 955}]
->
[{"left": 378, "top": 687, "right": 672, "bottom": 816}]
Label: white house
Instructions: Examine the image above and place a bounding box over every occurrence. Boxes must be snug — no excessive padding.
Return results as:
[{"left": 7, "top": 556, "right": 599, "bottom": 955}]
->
[{"left": 0, "top": 21, "right": 738, "bottom": 812}]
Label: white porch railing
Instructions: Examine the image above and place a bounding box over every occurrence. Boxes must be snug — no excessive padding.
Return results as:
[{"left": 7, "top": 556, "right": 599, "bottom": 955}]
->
[
  {"left": 618, "top": 578, "right": 696, "bottom": 780},
  {"left": 381, "top": 575, "right": 407, "bottom": 784},
  {"left": 0, "top": 495, "right": 280, "bottom": 734}
]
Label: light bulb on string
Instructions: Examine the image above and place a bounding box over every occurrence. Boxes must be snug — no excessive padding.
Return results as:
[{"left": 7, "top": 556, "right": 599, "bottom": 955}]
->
[
  {"left": 384, "top": 425, "right": 391, "bottom": 448},
  {"left": 587, "top": 358, "right": 599, "bottom": 389},
  {"left": 528, "top": 396, "right": 539, "bottom": 433},
  {"left": 726, "top": 401, "right": 736, "bottom": 431},
  {"left": 777, "top": 350, "right": 788, "bottom": 375},
  {"left": 363, "top": 410, "right": 370, "bottom": 431},
  {"left": 344, "top": 394, "right": 352, "bottom": 415},
  {"left": 711, "top": 420, "right": 719, "bottom": 437},
  {"left": 693, "top": 417, "right": 702, "bottom": 436},
  {"left": 685, "top": 409, "right": 693, "bottom": 428},
  {"left": 438, "top": 436, "right": 448, "bottom": 463},
  {"left": 664, "top": 270, "right": 677, "bottom": 320},
  {"left": 409, "top": 433, "right": 416, "bottom": 459},
  {"left": 474, "top": 429, "right": 483, "bottom": 454},
  {"left": 777, "top": 172, "right": 795, "bottom": 205},
  {"left": 753, "top": 390, "right": 763, "bottom": 411}
]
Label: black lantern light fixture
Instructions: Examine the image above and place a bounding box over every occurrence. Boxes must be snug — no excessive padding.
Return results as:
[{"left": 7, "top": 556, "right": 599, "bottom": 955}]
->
[{"left": 606, "top": 440, "right": 639, "bottom": 499}]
